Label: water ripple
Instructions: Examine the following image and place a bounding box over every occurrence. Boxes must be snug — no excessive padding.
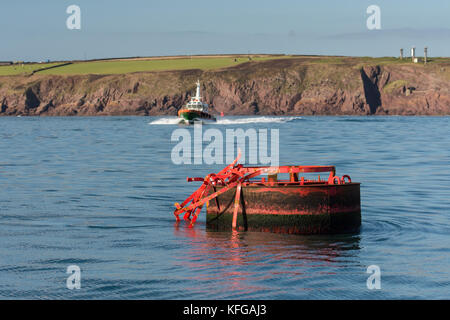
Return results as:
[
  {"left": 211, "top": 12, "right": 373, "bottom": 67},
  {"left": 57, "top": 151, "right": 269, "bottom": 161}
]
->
[{"left": 0, "top": 116, "right": 449, "bottom": 299}]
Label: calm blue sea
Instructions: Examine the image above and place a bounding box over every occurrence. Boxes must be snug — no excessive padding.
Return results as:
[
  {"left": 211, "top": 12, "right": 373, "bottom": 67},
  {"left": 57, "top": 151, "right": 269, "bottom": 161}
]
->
[{"left": 0, "top": 116, "right": 449, "bottom": 299}]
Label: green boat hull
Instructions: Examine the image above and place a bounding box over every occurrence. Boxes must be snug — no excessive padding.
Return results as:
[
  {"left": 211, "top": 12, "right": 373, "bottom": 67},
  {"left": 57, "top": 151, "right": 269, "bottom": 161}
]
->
[{"left": 178, "top": 110, "right": 216, "bottom": 124}]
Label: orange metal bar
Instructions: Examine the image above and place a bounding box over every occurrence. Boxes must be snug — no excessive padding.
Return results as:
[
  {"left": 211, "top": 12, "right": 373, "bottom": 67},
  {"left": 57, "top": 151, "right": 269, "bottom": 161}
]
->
[
  {"left": 239, "top": 165, "right": 336, "bottom": 174},
  {"left": 232, "top": 183, "right": 242, "bottom": 230}
]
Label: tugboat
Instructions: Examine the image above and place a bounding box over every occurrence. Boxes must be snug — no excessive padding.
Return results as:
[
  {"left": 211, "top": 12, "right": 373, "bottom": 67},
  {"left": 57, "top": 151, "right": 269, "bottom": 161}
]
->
[{"left": 178, "top": 80, "right": 216, "bottom": 125}]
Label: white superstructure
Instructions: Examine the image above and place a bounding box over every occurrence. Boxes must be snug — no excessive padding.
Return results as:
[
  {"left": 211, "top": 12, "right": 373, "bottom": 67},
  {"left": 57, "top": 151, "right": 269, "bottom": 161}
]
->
[{"left": 185, "top": 80, "right": 209, "bottom": 112}]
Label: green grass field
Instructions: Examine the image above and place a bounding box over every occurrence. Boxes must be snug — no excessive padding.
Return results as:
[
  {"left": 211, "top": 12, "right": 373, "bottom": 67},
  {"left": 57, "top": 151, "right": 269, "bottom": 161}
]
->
[
  {"left": 36, "top": 56, "right": 279, "bottom": 75},
  {"left": 0, "top": 56, "right": 281, "bottom": 76},
  {"left": 0, "top": 63, "right": 62, "bottom": 76},
  {"left": 2, "top": 55, "right": 449, "bottom": 77}
]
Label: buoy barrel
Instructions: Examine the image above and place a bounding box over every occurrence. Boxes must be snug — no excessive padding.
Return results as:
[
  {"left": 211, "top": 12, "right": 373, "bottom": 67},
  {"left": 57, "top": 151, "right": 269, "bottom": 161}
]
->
[
  {"left": 174, "top": 152, "right": 361, "bottom": 233},
  {"left": 206, "top": 182, "right": 361, "bottom": 234}
]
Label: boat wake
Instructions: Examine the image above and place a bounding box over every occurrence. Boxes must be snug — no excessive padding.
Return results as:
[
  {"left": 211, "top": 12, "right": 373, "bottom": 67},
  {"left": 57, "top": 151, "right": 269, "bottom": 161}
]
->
[
  {"left": 216, "top": 116, "right": 302, "bottom": 125},
  {"left": 148, "top": 116, "right": 303, "bottom": 125}
]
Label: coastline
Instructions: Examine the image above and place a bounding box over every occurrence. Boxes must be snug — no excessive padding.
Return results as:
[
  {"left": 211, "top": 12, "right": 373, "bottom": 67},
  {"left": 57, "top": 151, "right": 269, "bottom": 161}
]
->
[{"left": 1, "top": 56, "right": 450, "bottom": 116}]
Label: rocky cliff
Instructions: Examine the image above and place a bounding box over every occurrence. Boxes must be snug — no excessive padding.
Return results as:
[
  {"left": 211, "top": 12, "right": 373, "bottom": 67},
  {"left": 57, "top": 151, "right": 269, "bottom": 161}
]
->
[{"left": 1, "top": 57, "right": 450, "bottom": 116}]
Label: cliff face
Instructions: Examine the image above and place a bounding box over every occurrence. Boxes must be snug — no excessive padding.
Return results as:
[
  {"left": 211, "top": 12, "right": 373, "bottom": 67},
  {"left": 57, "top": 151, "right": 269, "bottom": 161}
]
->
[{"left": 1, "top": 58, "right": 450, "bottom": 116}]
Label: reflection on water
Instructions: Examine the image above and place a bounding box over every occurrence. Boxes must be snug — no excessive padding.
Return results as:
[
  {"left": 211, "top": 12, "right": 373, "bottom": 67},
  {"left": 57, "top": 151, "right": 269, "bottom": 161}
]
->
[{"left": 173, "top": 223, "right": 361, "bottom": 298}]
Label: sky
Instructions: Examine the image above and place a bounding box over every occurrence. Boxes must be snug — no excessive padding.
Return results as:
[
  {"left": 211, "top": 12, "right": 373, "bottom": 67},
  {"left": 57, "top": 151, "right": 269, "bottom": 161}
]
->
[{"left": 1, "top": 0, "right": 450, "bottom": 61}]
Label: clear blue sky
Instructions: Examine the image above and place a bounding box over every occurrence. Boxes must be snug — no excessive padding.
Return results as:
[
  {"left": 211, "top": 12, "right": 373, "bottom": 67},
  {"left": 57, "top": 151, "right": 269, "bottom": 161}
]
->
[{"left": 1, "top": 0, "right": 450, "bottom": 61}]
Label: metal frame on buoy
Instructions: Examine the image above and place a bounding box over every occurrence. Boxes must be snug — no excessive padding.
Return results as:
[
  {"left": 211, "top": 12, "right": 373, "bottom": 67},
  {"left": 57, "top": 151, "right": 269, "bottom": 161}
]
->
[{"left": 174, "top": 151, "right": 361, "bottom": 234}]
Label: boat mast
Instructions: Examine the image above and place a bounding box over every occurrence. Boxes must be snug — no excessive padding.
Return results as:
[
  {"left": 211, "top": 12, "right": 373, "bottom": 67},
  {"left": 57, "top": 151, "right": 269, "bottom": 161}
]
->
[{"left": 195, "top": 80, "right": 201, "bottom": 99}]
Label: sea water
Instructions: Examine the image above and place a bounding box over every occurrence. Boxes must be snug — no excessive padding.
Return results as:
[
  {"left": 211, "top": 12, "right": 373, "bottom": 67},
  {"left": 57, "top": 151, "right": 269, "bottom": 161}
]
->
[{"left": 0, "top": 116, "right": 449, "bottom": 299}]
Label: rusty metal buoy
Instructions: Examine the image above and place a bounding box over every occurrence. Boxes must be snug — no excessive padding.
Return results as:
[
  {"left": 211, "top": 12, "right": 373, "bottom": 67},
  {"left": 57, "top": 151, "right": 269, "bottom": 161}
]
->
[{"left": 174, "top": 152, "right": 361, "bottom": 235}]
